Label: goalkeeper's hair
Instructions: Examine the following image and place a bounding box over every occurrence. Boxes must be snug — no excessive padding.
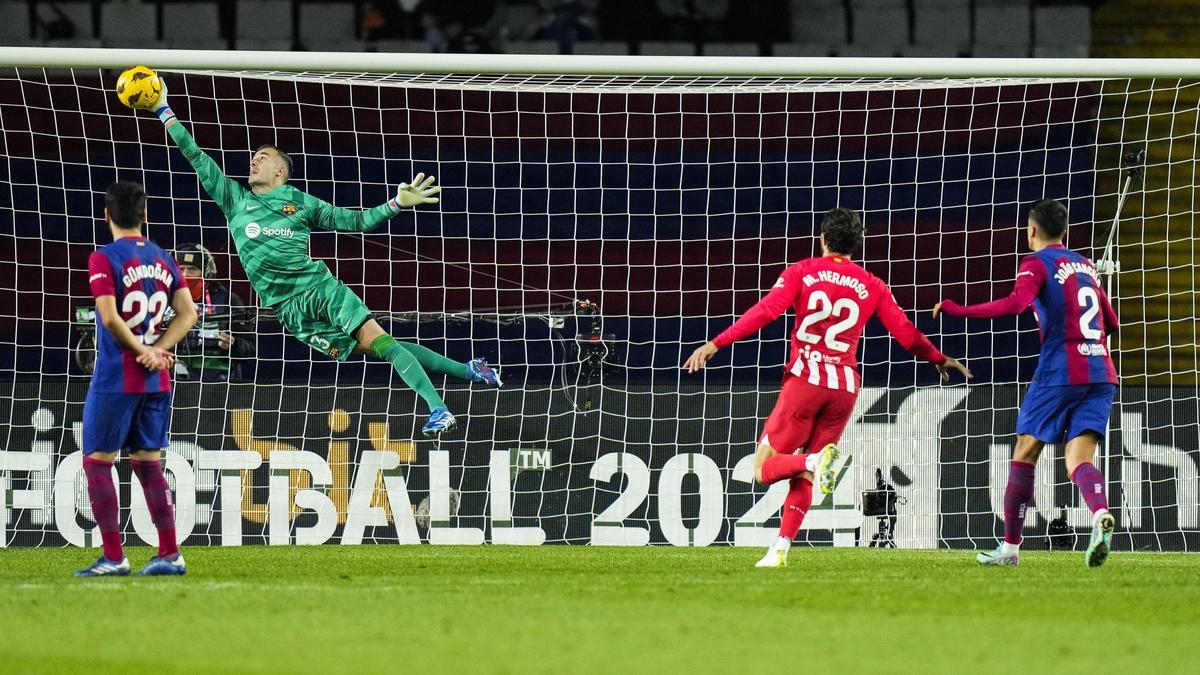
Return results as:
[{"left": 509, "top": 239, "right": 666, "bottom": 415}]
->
[
  {"left": 821, "top": 208, "right": 864, "bottom": 255},
  {"left": 105, "top": 180, "right": 147, "bottom": 230},
  {"left": 256, "top": 144, "right": 294, "bottom": 180},
  {"left": 1029, "top": 198, "right": 1068, "bottom": 239}
]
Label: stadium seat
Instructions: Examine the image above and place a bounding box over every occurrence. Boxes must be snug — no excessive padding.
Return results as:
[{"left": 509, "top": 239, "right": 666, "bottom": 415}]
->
[
  {"left": 163, "top": 2, "right": 223, "bottom": 49},
  {"left": 912, "top": 0, "right": 970, "bottom": 56},
  {"left": 1034, "top": 43, "right": 1089, "bottom": 58},
  {"left": 369, "top": 39, "right": 432, "bottom": 54},
  {"left": 1034, "top": 4, "right": 1091, "bottom": 56},
  {"left": 571, "top": 40, "right": 629, "bottom": 56},
  {"left": 0, "top": 3, "right": 34, "bottom": 45},
  {"left": 34, "top": 0, "right": 94, "bottom": 40},
  {"left": 972, "top": 41, "right": 1030, "bottom": 58},
  {"left": 101, "top": 1, "right": 158, "bottom": 48},
  {"left": 772, "top": 42, "right": 831, "bottom": 57},
  {"left": 974, "top": 1, "right": 1032, "bottom": 56},
  {"left": 790, "top": 0, "right": 847, "bottom": 48},
  {"left": 900, "top": 42, "right": 960, "bottom": 58},
  {"left": 640, "top": 41, "right": 696, "bottom": 56},
  {"left": 700, "top": 42, "right": 759, "bottom": 57},
  {"left": 838, "top": 43, "right": 899, "bottom": 58},
  {"left": 237, "top": 0, "right": 294, "bottom": 46},
  {"left": 299, "top": 2, "right": 357, "bottom": 50},
  {"left": 304, "top": 39, "right": 367, "bottom": 52},
  {"left": 504, "top": 40, "right": 560, "bottom": 55},
  {"left": 849, "top": 0, "right": 908, "bottom": 54},
  {"left": 236, "top": 39, "right": 293, "bottom": 52}
]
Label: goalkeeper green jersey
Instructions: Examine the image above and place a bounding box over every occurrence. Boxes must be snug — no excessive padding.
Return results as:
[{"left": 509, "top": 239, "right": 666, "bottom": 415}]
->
[{"left": 166, "top": 122, "right": 397, "bottom": 307}]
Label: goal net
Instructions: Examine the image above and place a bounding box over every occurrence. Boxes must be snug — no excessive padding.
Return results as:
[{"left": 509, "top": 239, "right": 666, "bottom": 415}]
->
[{"left": 1, "top": 52, "right": 1197, "bottom": 551}]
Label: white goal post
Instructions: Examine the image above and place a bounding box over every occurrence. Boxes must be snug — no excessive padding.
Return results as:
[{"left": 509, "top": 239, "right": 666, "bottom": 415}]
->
[{"left": 0, "top": 47, "right": 1196, "bottom": 551}]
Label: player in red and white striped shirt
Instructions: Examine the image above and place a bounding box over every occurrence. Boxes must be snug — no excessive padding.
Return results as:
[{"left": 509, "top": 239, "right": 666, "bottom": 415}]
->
[{"left": 684, "top": 208, "right": 971, "bottom": 567}]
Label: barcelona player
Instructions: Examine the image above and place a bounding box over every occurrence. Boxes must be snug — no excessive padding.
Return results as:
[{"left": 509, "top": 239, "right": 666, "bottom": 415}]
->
[
  {"left": 141, "top": 78, "right": 500, "bottom": 437},
  {"left": 936, "top": 199, "right": 1119, "bottom": 568},
  {"left": 685, "top": 208, "right": 972, "bottom": 567},
  {"left": 76, "top": 181, "right": 198, "bottom": 577}
]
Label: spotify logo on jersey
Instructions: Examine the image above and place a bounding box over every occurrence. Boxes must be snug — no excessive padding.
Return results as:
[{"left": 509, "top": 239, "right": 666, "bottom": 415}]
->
[{"left": 244, "top": 222, "right": 293, "bottom": 239}]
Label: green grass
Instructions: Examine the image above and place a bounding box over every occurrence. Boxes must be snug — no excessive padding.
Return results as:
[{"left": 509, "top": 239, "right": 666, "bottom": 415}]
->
[{"left": 1, "top": 546, "right": 1196, "bottom": 674}]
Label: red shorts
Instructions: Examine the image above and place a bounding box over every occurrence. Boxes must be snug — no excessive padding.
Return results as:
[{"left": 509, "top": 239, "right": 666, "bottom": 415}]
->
[{"left": 758, "top": 374, "right": 858, "bottom": 456}]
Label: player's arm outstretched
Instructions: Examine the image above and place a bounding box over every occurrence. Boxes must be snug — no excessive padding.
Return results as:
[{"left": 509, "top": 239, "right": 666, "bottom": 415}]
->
[
  {"left": 144, "top": 80, "right": 246, "bottom": 215},
  {"left": 874, "top": 281, "right": 972, "bottom": 381},
  {"left": 683, "top": 266, "right": 798, "bottom": 373},
  {"left": 934, "top": 257, "right": 1045, "bottom": 320},
  {"left": 310, "top": 174, "right": 441, "bottom": 233}
]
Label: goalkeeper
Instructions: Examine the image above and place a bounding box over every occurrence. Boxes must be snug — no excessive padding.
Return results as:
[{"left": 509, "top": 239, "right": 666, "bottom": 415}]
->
[{"left": 142, "top": 78, "right": 501, "bottom": 436}]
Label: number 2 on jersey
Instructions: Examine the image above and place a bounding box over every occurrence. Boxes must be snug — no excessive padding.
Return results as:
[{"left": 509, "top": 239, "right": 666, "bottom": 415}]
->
[
  {"left": 796, "top": 290, "right": 860, "bottom": 352},
  {"left": 1077, "top": 286, "right": 1102, "bottom": 340},
  {"left": 122, "top": 290, "right": 169, "bottom": 344}
]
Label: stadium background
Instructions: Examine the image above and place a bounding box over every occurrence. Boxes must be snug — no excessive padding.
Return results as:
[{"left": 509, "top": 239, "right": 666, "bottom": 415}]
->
[
  {"left": 1, "top": 0, "right": 1197, "bottom": 553},
  {"left": 1, "top": 75, "right": 1092, "bottom": 385}
]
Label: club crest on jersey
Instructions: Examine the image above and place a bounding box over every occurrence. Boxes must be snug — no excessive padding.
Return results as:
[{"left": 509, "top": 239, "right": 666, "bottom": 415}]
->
[
  {"left": 282, "top": 204, "right": 297, "bottom": 216},
  {"left": 329, "top": 347, "right": 340, "bottom": 358}
]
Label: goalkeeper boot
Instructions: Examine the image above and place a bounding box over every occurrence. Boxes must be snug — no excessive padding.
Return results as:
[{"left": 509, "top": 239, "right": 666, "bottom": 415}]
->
[
  {"left": 1084, "top": 510, "right": 1115, "bottom": 568},
  {"left": 814, "top": 443, "right": 842, "bottom": 495},
  {"left": 74, "top": 555, "right": 130, "bottom": 577},
  {"left": 467, "top": 358, "right": 503, "bottom": 388},
  {"left": 138, "top": 554, "right": 187, "bottom": 576},
  {"left": 976, "top": 544, "right": 1020, "bottom": 566},
  {"left": 754, "top": 537, "right": 790, "bottom": 568},
  {"left": 422, "top": 408, "right": 457, "bottom": 437}
]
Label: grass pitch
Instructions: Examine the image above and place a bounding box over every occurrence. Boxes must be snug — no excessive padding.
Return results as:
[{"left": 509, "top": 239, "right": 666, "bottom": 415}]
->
[{"left": 1, "top": 546, "right": 1195, "bottom": 674}]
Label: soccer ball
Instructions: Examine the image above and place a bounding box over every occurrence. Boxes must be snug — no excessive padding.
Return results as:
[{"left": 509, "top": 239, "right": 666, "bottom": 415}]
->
[{"left": 115, "top": 65, "right": 163, "bottom": 110}]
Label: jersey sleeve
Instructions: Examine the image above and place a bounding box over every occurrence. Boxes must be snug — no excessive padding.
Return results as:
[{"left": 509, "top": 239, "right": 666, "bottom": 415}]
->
[
  {"left": 87, "top": 251, "right": 116, "bottom": 298},
  {"left": 711, "top": 264, "right": 801, "bottom": 349},
  {"left": 873, "top": 278, "right": 947, "bottom": 364},
  {"left": 940, "top": 256, "right": 1047, "bottom": 319},
  {"left": 166, "top": 121, "right": 246, "bottom": 216},
  {"left": 310, "top": 194, "right": 396, "bottom": 233}
]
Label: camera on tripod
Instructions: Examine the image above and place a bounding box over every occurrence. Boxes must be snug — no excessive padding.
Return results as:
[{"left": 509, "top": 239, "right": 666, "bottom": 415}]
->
[
  {"left": 861, "top": 467, "right": 905, "bottom": 548},
  {"left": 570, "top": 300, "right": 623, "bottom": 381}
]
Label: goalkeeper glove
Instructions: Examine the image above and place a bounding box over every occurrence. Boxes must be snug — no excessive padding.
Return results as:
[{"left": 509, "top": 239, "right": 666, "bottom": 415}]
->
[
  {"left": 151, "top": 78, "right": 175, "bottom": 125},
  {"left": 388, "top": 173, "right": 441, "bottom": 211}
]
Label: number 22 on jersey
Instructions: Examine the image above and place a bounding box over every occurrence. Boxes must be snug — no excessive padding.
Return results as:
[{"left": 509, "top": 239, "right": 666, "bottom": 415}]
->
[
  {"left": 122, "top": 289, "right": 169, "bottom": 344},
  {"left": 795, "top": 290, "right": 861, "bottom": 352}
]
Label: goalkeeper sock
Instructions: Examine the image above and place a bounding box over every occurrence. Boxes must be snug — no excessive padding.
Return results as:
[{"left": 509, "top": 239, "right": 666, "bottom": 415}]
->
[
  {"left": 393, "top": 341, "right": 471, "bottom": 381},
  {"left": 370, "top": 334, "right": 446, "bottom": 412},
  {"left": 131, "top": 458, "right": 178, "bottom": 558},
  {"left": 1070, "top": 462, "right": 1109, "bottom": 514},
  {"left": 778, "top": 476, "right": 813, "bottom": 540},
  {"left": 1003, "top": 461, "right": 1036, "bottom": 546},
  {"left": 759, "top": 453, "right": 807, "bottom": 484},
  {"left": 82, "top": 456, "right": 123, "bottom": 562}
]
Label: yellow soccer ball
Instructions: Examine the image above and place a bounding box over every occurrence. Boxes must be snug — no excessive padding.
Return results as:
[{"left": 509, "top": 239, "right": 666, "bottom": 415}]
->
[{"left": 115, "top": 65, "right": 163, "bottom": 110}]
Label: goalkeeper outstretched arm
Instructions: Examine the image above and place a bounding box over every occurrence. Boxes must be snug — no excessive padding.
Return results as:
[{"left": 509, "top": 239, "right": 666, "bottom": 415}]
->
[{"left": 149, "top": 79, "right": 440, "bottom": 220}]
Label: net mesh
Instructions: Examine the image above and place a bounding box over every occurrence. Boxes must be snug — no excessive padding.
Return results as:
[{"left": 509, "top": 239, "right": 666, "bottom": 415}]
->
[{"left": 0, "top": 65, "right": 1196, "bottom": 550}]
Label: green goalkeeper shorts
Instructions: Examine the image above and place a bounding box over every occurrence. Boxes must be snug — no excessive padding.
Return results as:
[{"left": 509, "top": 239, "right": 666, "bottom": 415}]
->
[{"left": 273, "top": 278, "right": 372, "bottom": 362}]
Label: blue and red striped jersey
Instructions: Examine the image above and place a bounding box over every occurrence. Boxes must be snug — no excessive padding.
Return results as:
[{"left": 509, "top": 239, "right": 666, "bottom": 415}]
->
[
  {"left": 87, "top": 236, "right": 184, "bottom": 394},
  {"left": 942, "top": 244, "right": 1119, "bottom": 386}
]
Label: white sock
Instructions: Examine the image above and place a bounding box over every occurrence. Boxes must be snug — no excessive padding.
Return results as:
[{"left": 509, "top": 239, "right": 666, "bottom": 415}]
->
[
  {"left": 1000, "top": 541, "right": 1020, "bottom": 557},
  {"left": 805, "top": 453, "right": 820, "bottom": 474},
  {"left": 1093, "top": 507, "right": 1111, "bottom": 523},
  {"left": 774, "top": 536, "right": 792, "bottom": 553}
]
